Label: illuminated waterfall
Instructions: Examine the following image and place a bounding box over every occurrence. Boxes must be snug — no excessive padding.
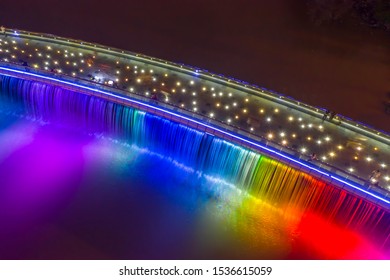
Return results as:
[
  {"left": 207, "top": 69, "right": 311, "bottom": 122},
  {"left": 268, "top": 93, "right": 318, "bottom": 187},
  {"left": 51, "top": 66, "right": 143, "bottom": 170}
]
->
[{"left": 1, "top": 75, "right": 390, "bottom": 257}]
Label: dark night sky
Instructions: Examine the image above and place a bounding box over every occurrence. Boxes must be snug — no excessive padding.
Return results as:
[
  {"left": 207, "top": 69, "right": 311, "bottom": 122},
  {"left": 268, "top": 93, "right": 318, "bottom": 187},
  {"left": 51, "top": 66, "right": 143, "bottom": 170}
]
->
[{"left": 0, "top": 0, "right": 389, "bottom": 132}]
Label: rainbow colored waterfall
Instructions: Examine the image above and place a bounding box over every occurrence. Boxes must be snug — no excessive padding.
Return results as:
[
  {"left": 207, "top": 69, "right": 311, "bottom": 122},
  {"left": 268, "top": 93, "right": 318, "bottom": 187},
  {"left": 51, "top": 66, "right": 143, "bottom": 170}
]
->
[{"left": 1, "top": 75, "right": 390, "bottom": 259}]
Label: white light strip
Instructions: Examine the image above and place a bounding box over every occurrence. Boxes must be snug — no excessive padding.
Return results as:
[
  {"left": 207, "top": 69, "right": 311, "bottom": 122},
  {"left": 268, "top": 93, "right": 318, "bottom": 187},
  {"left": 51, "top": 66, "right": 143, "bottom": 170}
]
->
[{"left": 0, "top": 66, "right": 389, "bottom": 205}]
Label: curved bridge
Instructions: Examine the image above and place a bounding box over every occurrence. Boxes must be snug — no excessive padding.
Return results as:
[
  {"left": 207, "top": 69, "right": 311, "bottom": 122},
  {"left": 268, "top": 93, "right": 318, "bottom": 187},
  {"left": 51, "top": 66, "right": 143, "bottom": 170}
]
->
[{"left": 0, "top": 28, "right": 389, "bottom": 209}]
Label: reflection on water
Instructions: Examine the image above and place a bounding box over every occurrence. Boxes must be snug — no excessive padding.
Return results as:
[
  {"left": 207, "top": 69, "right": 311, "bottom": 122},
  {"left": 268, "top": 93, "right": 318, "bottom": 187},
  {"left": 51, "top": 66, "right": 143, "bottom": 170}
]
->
[{"left": 0, "top": 112, "right": 387, "bottom": 259}]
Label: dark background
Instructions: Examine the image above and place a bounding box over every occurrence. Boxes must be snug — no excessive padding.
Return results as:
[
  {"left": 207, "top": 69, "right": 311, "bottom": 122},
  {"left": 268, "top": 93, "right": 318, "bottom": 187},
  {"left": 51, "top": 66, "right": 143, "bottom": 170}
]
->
[{"left": 1, "top": 0, "right": 389, "bottom": 131}]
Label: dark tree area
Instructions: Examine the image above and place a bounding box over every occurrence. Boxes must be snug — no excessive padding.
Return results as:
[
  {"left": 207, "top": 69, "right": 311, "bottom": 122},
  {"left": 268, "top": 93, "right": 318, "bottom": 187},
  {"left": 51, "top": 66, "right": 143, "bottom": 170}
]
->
[
  {"left": 306, "top": 0, "right": 390, "bottom": 30},
  {"left": 306, "top": 0, "right": 355, "bottom": 25}
]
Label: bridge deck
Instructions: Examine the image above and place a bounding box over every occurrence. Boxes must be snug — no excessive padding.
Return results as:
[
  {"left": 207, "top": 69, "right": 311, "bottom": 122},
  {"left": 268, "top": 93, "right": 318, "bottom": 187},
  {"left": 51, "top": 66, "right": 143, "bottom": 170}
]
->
[{"left": 0, "top": 28, "right": 389, "bottom": 198}]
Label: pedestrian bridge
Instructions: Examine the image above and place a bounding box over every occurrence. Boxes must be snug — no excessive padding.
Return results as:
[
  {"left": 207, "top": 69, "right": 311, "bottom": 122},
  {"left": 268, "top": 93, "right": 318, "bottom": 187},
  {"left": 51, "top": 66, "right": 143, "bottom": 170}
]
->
[{"left": 0, "top": 28, "right": 389, "bottom": 208}]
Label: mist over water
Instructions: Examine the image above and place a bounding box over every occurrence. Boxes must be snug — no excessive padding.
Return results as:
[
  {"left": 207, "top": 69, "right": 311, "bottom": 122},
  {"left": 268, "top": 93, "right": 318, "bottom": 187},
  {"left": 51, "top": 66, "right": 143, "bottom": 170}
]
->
[
  {"left": 0, "top": 76, "right": 389, "bottom": 259},
  {"left": 0, "top": 114, "right": 288, "bottom": 259}
]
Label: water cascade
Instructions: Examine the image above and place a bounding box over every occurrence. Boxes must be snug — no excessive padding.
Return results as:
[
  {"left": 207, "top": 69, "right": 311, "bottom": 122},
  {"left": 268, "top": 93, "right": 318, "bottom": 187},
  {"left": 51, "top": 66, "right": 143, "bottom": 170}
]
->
[{"left": 1, "top": 75, "right": 390, "bottom": 258}]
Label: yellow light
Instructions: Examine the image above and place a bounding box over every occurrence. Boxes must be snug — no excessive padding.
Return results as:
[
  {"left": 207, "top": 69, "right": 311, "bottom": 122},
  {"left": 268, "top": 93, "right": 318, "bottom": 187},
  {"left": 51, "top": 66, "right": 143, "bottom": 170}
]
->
[
  {"left": 274, "top": 108, "right": 279, "bottom": 113},
  {"left": 268, "top": 133, "right": 273, "bottom": 139}
]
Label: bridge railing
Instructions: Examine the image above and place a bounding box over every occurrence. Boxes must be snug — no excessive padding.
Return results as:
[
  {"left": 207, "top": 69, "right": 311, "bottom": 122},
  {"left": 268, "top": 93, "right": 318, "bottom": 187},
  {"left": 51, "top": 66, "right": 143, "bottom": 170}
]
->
[{"left": 3, "top": 28, "right": 389, "bottom": 146}]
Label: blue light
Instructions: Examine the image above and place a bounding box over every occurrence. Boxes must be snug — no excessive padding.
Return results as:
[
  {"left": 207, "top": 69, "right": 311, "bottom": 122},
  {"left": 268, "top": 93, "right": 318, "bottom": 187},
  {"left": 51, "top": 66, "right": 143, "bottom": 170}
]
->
[{"left": 0, "top": 66, "right": 389, "bottom": 205}]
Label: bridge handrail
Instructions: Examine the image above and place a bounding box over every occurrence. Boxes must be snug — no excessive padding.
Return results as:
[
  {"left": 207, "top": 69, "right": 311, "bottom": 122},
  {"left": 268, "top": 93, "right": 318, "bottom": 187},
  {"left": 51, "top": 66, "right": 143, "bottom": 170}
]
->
[{"left": 3, "top": 28, "right": 389, "bottom": 146}]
